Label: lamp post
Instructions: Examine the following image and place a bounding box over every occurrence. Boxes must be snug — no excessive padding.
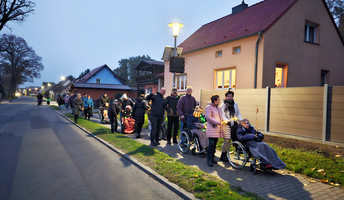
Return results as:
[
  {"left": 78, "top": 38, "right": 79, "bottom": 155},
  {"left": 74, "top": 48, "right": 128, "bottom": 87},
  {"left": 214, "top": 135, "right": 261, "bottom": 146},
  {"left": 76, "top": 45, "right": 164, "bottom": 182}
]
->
[{"left": 168, "top": 22, "right": 183, "bottom": 88}]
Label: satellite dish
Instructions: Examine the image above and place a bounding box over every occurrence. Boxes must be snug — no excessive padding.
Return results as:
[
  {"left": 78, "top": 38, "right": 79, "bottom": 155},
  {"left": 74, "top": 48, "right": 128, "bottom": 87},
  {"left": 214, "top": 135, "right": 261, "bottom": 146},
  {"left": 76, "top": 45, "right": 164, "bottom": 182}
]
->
[{"left": 161, "top": 46, "right": 183, "bottom": 61}]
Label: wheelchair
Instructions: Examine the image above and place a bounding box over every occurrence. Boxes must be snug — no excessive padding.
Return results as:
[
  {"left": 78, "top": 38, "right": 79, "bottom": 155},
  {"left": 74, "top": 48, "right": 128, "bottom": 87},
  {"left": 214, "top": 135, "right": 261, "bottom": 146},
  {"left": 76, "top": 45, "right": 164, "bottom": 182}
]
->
[
  {"left": 178, "top": 128, "right": 203, "bottom": 156},
  {"left": 226, "top": 123, "right": 259, "bottom": 174}
]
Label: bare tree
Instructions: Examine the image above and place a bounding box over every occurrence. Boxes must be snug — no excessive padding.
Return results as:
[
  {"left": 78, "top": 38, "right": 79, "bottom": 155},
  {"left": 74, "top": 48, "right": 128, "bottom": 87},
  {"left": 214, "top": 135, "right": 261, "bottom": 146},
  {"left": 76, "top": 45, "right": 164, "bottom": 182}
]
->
[
  {"left": 0, "top": 0, "right": 35, "bottom": 32},
  {"left": 325, "top": 0, "right": 344, "bottom": 25},
  {"left": 0, "top": 34, "right": 43, "bottom": 98}
]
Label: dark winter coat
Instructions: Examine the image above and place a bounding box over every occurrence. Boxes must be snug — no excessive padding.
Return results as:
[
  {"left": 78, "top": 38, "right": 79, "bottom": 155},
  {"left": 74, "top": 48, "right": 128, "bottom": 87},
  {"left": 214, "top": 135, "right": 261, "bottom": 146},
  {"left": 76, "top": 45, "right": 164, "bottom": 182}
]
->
[
  {"left": 146, "top": 92, "right": 166, "bottom": 117},
  {"left": 177, "top": 94, "right": 197, "bottom": 119},
  {"left": 100, "top": 95, "right": 109, "bottom": 107},
  {"left": 120, "top": 98, "right": 134, "bottom": 111},
  {"left": 236, "top": 125, "right": 264, "bottom": 143},
  {"left": 132, "top": 98, "right": 147, "bottom": 124},
  {"left": 72, "top": 97, "right": 84, "bottom": 115},
  {"left": 57, "top": 96, "right": 65, "bottom": 106},
  {"left": 166, "top": 95, "right": 180, "bottom": 117},
  {"left": 186, "top": 114, "right": 201, "bottom": 130},
  {"left": 108, "top": 103, "right": 120, "bottom": 119}
]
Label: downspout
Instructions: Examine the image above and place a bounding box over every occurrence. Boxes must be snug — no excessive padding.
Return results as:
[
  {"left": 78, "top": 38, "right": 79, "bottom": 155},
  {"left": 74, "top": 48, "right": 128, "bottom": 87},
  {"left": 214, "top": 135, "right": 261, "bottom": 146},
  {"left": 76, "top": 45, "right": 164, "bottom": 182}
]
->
[{"left": 254, "top": 31, "right": 263, "bottom": 89}]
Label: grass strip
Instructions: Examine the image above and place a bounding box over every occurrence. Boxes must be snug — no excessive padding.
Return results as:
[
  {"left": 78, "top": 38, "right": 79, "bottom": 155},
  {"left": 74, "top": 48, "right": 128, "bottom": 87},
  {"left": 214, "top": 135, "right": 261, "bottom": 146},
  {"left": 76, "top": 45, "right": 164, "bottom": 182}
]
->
[
  {"left": 64, "top": 114, "right": 259, "bottom": 200},
  {"left": 215, "top": 139, "right": 344, "bottom": 186}
]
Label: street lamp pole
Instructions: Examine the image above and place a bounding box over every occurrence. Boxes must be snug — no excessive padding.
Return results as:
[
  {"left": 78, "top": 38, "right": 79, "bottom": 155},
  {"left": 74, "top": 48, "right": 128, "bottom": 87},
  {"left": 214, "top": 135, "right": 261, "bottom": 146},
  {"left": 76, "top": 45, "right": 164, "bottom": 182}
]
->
[
  {"left": 168, "top": 22, "right": 183, "bottom": 88},
  {"left": 173, "top": 35, "right": 177, "bottom": 87}
]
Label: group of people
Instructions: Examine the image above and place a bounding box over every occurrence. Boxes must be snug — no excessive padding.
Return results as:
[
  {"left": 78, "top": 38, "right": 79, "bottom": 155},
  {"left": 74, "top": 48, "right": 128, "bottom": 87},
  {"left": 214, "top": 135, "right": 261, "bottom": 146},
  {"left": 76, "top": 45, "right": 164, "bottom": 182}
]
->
[
  {"left": 146, "top": 86, "right": 285, "bottom": 170},
  {"left": 55, "top": 87, "right": 285, "bottom": 171}
]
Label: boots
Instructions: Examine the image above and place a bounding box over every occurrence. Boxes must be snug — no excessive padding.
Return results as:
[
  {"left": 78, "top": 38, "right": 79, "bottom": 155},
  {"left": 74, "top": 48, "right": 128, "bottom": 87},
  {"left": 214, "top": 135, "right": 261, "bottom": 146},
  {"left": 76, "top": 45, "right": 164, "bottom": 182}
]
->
[{"left": 220, "top": 152, "right": 229, "bottom": 162}]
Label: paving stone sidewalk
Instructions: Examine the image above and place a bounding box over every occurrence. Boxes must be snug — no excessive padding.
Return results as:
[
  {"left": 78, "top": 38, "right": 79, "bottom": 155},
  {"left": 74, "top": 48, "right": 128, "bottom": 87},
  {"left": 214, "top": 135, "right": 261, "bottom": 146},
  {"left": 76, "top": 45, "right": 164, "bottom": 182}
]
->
[{"left": 54, "top": 103, "right": 343, "bottom": 200}]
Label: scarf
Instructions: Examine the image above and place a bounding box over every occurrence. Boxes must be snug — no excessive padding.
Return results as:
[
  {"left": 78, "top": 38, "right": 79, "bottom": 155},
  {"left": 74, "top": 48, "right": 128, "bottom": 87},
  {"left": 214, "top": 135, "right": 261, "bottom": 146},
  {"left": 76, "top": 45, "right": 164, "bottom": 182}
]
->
[{"left": 224, "top": 99, "right": 235, "bottom": 117}]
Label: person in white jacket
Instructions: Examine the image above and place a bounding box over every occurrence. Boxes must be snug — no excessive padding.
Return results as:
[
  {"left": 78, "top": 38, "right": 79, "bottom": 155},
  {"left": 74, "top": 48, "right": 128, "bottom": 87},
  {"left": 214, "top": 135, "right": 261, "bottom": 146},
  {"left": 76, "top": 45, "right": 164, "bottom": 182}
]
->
[{"left": 220, "top": 90, "right": 242, "bottom": 162}]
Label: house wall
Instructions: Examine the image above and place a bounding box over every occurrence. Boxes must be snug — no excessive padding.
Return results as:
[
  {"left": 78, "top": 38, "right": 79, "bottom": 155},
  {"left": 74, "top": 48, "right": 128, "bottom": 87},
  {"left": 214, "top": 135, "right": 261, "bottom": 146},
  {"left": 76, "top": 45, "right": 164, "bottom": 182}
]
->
[
  {"left": 71, "top": 88, "right": 132, "bottom": 102},
  {"left": 262, "top": 0, "right": 344, "bottom": 88},
  {"left": 144, "top": 84, "right": 159, "bottom": 94},
  {"left": 164, "top": 35, "right": 264, "bottom": 101},
  {"left": 86, "top": 67, "right": 122, "bottom": 84}
]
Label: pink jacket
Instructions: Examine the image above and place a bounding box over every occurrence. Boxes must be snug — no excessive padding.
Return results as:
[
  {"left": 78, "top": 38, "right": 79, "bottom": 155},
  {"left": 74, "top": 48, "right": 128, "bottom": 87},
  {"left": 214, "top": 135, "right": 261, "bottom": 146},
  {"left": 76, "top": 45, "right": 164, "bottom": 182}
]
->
[{"left": 205, "top": 103, "right": 223, "bottom": 138}]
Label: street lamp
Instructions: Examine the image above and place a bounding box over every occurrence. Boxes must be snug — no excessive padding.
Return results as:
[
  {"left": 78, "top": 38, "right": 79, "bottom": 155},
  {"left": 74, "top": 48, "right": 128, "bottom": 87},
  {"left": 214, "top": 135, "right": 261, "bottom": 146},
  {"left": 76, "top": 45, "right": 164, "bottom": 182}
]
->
[
  {"left": 168, "top": 22, "right": 183, "bottom": 87},
  {"left": 61, "top": 76, "right": 66, "bottom": 81}
]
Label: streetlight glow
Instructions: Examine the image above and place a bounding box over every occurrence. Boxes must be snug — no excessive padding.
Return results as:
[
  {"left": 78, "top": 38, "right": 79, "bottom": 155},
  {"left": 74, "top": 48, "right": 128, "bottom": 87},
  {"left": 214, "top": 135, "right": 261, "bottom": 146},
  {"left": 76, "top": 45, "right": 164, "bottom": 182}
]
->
[
  {"left": 61, "top": 76, "right": 66, "bottom": 81},
  {"left": 48, "top": 83, "right": 51, "bottom": 87},
  {"left": 168, "top": 22, "right": 183, "bottom": 37},
  {"left": 168, "top": 22, "right": 184, "bottom": 88}
]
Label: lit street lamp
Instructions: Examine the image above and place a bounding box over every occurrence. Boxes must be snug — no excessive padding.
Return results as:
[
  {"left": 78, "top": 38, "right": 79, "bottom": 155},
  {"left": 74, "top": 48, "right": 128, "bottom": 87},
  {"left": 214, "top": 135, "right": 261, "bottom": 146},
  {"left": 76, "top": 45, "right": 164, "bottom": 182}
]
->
[
  {"left": 168, "top": 22, "right": 183, "bottom": 87},
  {"left": 61, "top": 76, "right": 66, "bottom": 81}
]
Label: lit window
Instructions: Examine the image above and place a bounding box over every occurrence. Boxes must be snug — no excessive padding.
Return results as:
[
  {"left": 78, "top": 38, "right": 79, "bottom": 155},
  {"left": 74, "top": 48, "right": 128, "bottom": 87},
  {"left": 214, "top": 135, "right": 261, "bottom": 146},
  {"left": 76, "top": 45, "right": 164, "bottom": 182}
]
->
[
  {"left": 304, "top": 22, "right": 318, "bottom": 43},
  {"left": 176, "top": 74, "right": 187, "bottom": 91},
  {"left": 275, "top": 64, "right": 288, "bottom": 88},
  {"left": 233, "top": 46, "right": 241, "bottom": 54},
  {"left": 216, "top": 50, "right": 222, "bottom": 58},
  {"left": 216, "top": 68, "right": 236, "bottom": 89}
]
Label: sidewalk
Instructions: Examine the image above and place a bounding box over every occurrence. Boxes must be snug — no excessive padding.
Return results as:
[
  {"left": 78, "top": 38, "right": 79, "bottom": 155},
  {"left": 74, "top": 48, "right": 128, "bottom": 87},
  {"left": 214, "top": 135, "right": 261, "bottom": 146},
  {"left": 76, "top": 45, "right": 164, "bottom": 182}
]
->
[{"left": 52, "top": 101, "right": 344, "bottom": 200}]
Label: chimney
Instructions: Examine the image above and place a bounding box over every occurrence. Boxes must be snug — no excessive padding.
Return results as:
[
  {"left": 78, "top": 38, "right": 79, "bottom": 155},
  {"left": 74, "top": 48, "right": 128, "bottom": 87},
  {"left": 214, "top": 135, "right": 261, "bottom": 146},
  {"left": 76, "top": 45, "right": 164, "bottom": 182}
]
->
[{"left": 232, "top": 0, "right": 248, "bottom": 15}]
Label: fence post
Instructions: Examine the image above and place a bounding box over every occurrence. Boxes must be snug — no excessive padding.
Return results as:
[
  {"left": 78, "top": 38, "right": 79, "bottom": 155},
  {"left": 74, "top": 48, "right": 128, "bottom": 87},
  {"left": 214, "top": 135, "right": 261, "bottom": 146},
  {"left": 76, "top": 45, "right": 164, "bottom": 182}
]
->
[
  {"left": 265, "top": 86, "right": 271, "bottom": 134},
  {"left": 322, "top": 84, "right": 329, "bottom": 144},
  {"left": 199, "top": 88, "right": 202, "bottom": 106}
]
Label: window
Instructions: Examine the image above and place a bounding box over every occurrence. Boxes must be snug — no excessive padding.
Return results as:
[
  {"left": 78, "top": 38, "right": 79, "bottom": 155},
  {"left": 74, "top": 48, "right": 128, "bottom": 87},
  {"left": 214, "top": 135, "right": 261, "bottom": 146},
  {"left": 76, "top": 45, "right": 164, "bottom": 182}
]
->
[
  {"left": 304, "top": 22, "right": 318, "bottom": 43},
  {"left": 275, "top": 63, "right": 288, "bottom": 88},
  {"left": 215, "top": 50, "right": 222, "bottom": 58},
  {"left": 176, "top": 74, "right": 187, "bottom": 91},
  {"left": 215, "top": 68, "right": 236, "bottom": 89},
  {"left": 233, "top": 46, "right": 241, "bottom": 54},
  {"left": 96, "top": 78, "right": 100, "bottom": 84},
  {"left": 320, "top": 70, "right": 328, "bottom": 86},
  {"left": 145, "top": 88, "right": 152, "bottom": 95}
]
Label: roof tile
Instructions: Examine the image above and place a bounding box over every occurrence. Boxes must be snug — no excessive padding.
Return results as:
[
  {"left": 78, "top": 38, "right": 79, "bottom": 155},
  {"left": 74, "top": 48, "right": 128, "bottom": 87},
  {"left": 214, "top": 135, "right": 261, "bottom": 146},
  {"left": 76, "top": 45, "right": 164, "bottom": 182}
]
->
[{"left": 179, "top": 0, "right": 297, "bottom": 54}]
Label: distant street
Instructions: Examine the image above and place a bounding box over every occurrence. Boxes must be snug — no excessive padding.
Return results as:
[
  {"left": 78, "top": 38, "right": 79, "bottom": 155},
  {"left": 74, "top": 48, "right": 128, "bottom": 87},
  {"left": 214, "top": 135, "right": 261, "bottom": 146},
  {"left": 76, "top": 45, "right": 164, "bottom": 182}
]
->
[{"left": 0, "top": 96, "right": 182, "bottom": 200}]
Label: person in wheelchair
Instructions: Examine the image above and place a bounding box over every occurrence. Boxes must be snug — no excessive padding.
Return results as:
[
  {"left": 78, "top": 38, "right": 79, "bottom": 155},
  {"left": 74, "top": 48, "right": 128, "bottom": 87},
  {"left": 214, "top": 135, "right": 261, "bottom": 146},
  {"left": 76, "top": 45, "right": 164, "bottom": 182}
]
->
[
  {"left": 99, "top": 102, "right": 110, "bottom": 124},
  {"left": 121, "top": 105, "right": 135, "bottom": 134},
  {"left": 186, "top": 106, "right": 208, "bottom": 153},
  {"left": 236, "top": 119, "right": 286, "bottom": 170}
]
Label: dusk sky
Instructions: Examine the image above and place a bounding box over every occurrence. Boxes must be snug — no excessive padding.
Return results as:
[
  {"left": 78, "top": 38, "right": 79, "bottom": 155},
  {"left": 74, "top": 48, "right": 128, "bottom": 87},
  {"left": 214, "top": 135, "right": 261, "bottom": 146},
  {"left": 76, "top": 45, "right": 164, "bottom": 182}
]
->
[{"left": 3, "top": 0, "right": 260, "bottom": 87}]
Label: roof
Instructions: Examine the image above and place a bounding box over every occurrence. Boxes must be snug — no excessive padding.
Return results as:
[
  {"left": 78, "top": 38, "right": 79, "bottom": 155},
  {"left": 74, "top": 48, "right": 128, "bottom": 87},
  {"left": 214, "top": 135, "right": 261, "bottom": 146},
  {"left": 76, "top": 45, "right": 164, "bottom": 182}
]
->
[
  {"left": 179, "top": 0, "right": 298, "bottom": 54},
  {"left": 135, "top": 59, "right": 164, "bottom": 71},
  {"left": 72, "top": 82, "right": 132, "bottom": 90},
  {"left": 75, "top": 64, "right": 125, "bottom": 84}
]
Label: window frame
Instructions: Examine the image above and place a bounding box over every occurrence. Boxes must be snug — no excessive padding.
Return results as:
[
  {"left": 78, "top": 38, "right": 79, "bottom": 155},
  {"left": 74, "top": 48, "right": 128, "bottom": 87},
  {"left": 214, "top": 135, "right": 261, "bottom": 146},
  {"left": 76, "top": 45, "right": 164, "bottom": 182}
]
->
[
  {"left": 232, "top": 46, "right": 241, "bottom": 54},
  {"left": 215, "top": 50, "right": 222, "bottom": 58},
  {"left": 175, "top": 74, "right": 187, "bottom": 91},
  {"left": 215, "top": 67, "right": 236, "bottom": 89},
  {"left": 304, "top": 22, "right": 318, "bottom": 44},
  {"left": 320, "top": 70, "right": 329, "bottom": 86}
]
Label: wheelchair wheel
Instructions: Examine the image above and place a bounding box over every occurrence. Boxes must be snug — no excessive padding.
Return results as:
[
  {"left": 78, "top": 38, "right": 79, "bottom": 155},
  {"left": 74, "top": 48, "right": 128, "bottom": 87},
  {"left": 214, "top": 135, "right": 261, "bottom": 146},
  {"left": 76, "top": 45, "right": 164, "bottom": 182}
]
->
[
  {"left": 178, "top": 131, "right": 190, "bottom": 153},
  {"left": 227, "top": 141, "right": 248, "bottom": 169},
  {"left": 194, "top": 137, "right": 200, "bottom": 153}
]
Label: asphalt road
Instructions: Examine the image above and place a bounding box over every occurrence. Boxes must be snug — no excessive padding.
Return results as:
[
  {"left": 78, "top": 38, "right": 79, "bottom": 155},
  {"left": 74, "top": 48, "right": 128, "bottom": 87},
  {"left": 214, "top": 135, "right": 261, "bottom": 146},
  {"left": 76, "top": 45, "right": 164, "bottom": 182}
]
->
[{"left": 0, "top": 96, "right": 183, "bottom": 200}]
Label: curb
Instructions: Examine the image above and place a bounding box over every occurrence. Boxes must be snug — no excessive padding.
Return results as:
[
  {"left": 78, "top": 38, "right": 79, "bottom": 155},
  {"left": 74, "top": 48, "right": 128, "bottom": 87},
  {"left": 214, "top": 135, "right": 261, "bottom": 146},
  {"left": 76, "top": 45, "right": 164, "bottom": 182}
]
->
[{"left": 49, "top": 106, "right": 196, "bottom": 200}]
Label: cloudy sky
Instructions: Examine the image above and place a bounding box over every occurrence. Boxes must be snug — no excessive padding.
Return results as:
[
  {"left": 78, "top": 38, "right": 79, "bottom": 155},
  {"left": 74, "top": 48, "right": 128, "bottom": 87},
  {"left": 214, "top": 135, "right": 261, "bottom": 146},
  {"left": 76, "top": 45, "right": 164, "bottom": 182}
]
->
[{"left": 3, "top": 0, "right": 260, "bottom": 87}]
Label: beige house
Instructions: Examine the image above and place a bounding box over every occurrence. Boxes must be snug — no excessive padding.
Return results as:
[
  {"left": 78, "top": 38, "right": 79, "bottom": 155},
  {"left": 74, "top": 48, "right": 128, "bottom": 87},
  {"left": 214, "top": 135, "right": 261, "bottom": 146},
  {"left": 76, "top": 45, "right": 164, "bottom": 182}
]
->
[{"left": 164, "top": 0, "right": 344, "bottom": 100}]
